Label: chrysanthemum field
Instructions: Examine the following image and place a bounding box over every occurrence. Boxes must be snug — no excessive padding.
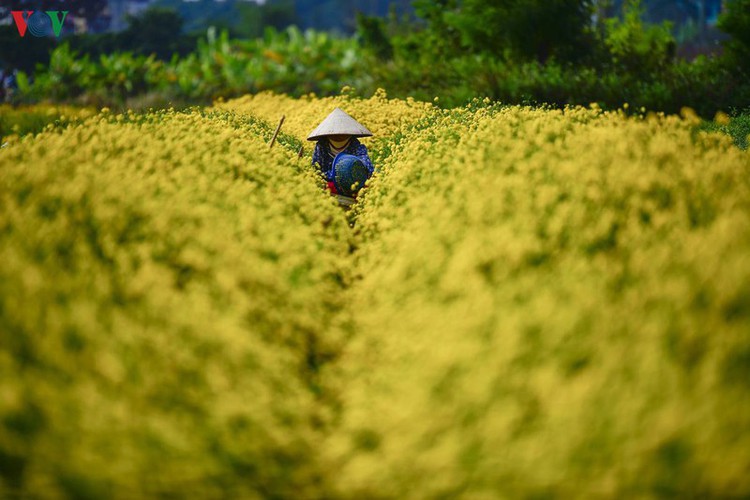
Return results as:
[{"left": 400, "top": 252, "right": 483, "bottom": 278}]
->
[{"left": 1, "top": 93, "right": 749, "bottom": 498}]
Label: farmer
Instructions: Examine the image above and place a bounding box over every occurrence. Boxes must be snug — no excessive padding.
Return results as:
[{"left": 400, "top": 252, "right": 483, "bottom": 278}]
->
[{"left": 308, "top": 108, "right": 373, "bottom": 198}]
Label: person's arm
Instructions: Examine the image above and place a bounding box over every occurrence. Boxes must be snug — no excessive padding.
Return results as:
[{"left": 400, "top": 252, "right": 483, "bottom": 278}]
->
[{"left": 312, "top": 141, "right": 336, "bottom": 182}]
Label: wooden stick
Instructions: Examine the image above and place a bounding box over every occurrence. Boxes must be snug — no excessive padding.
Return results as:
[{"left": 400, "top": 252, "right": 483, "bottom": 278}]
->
[
  {"left": 268, "top": 115, "right": 285, "bottom": 149},
  {"left": 297, "top": 146, "right": 304, "bottom": 159}
]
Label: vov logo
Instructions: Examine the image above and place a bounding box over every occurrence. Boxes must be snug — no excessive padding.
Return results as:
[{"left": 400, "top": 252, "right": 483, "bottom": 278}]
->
[{"left": 11, "top": 10, "right": 69, "bottom": 37}]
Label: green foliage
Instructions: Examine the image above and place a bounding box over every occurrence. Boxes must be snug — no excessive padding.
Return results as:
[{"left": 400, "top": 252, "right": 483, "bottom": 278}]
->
[
  {"left": 16, "top": 26, "right": 362, "bottom": 106},
  {"left": 171, "top": 26, "right": 361, "bottom": 100},
  {"left": 444, "top": 0, "right": 598, "bottom": 63},
  {"left": 728, "top": 113, "right": 750, "bottom": 149},
  {"left": 120, "top": 7, "right": 186, "bottom": 61},
  {"left": 355, "top": 13, "right": 393, "bottom": 61},
  {"left": 411, "top": 0, "right": 462, "bottom": 58},
  {"left": 81, "top": 7, "right": 197, "bottom": 61},
  {"left": 355, "top": 42, "right": 749, "bottom": 117},
  {"left": 16, "top": 43, "right": 167, "bottom": 106},
  {"left": 603, "top": 0, "right": 676, "bottom": 75},
  {"left": 701, "top": 110, "right": 750, "bottom": 149},
  {"left": 718, "top": 0, "right": 750, "bottom": 71},
  {"left": 8, "top": 3, "right": 750, "bottom": 118}
]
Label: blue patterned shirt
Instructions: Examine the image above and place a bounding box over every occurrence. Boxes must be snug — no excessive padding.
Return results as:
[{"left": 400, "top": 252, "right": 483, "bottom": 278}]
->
[{"left": 311, "top": 137, "right": 373, "bottom": 183}]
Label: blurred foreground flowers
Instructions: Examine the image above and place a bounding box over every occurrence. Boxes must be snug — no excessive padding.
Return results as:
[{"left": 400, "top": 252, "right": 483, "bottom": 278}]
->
[{"left": 1, "top": 94, "right": 749, "bottom": 497}]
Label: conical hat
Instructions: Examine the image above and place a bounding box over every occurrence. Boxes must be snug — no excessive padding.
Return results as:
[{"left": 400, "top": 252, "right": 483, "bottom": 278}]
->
[{"left": 307, "top": 108, "right": 373, "bottom": 141}]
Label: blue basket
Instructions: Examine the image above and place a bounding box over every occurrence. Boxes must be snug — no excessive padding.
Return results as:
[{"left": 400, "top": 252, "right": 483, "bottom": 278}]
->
[{"left": 332, "top": 153, "right": 369, "bottom": 196}]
